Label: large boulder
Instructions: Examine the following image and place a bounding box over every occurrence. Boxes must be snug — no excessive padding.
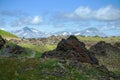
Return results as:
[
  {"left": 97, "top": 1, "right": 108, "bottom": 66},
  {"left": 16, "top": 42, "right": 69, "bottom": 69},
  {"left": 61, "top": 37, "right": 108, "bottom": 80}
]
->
[
  {"left": 89, "top": 41, "right": 120, "bottom": 56},
  {"left": 41, "top": 35, "right": 99, "bottom": 65}
]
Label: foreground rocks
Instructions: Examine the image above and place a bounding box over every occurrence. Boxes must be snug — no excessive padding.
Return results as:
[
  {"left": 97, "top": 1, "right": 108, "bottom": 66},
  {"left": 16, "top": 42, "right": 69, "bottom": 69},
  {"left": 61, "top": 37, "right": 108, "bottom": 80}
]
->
[
  {"left": 0, "top": 35, "right": 27, "bottom": 57},
  {"left": 41, "top": 36, "right": 120, "bottom": 79},
  {"left": 89, "top": 41, "right": 120, "bottom": 56},
  {"left": 0, "top": 35, "right": 6, "bottom": 49},
  {"left": 42, "top": 35, "right": 99, "bottom": 65}
]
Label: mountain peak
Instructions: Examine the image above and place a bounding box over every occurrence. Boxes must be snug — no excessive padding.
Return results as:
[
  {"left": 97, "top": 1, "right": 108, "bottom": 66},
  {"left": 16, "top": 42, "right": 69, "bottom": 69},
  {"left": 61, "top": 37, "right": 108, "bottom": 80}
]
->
[
  {"left": 22, "top": 27, "right": 31, "bottom": 31},
  {"left": 12, "top": 27, "right": 49, "bottom": 38},
  {"left": 81, "top": 27, "right": 106, "bottom": 37},
  {"left": 85, "top": 27, "right": 98, "bottom": 31}
]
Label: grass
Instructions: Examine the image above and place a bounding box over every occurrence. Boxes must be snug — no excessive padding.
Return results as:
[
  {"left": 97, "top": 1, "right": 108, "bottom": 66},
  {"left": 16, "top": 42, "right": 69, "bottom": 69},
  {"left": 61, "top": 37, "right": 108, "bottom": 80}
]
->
[
  {"left": 19, "top": 43, "right": 56, "bottom": 58},
  {"left": 1, "top": 58, "right": 119, "bottom": 80},
  {"left": 0, "top": 29, "right": 18, "bottom": 39},
  {"left": 77, "top": 36, "right": 120, "bottom": 42},
  {"left": 0, "top": 35, "right": 120, "bottom": 79},
  {"left": 19, "top": 43, "right": 56, "bottom": 53},
  {"left": 97, "top": 56, "right": 120, "bottom": 72},
  {"left": 0, "top": 58, "right": 114, "bottom": 80}
]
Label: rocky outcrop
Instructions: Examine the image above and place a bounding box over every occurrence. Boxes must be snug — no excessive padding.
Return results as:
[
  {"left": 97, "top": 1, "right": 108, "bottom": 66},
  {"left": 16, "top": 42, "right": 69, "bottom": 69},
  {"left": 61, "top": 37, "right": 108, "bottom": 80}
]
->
[
  {"left": 7, "top": 45, "right": 25, "bottom": 54},
  {"left": 0, "top": 35, "right": 6, "bottom": 49},
  {"left": 0, "top": 44, "right": 26, "bottom": 57},
  {"left": 89, "top": 41, "right": 120, "bottom": 56},
  {"left": 0, "top": 35, "right": 27, "bottom": 57},
  {"left": 41, "top": 35, "right": 99, "bottom": 65}
]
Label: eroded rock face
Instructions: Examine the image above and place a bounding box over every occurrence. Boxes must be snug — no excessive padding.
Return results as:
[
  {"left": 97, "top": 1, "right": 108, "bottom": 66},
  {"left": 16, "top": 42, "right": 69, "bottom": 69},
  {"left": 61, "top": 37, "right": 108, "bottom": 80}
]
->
[
  {"left": 8, "top": 45, "right": 25, "bottom": 54},
  {"left": 41, "top": 35, "right": 99, "bottom": 65},
  {"left": 0, "top": 35, "right": 26, "bottom": 57},
  {"left": 0, "top": 44, "right": 26, "bottom": 57},
  {"left": 0, "top": 35, "right": 6, "bottom": 49},
  {"left": 89, "top": 41, "right": 120, "bottom": 56}
]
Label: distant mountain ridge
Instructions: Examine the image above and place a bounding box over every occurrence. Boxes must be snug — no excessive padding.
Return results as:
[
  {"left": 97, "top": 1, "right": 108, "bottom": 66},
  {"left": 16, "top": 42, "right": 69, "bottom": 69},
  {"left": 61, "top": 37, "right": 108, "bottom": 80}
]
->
[
  {"left": 11, "top": 27, "right": 50, "bottom": 38},
  {"left": 11, "top": 27, "right": 106, "bottom": 38},
  {"left": 80, "top": 28, "right": 106, "bottom": 37},
  {"left": 54, "top": 27, "right": 106, "bottom": 37}
]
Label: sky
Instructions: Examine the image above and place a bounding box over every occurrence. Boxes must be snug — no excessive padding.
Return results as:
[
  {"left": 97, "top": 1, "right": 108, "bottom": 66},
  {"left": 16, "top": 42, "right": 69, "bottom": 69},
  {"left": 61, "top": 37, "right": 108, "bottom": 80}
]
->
[{"left": 0, "top": 0, "right": 120, "bottom": 36}]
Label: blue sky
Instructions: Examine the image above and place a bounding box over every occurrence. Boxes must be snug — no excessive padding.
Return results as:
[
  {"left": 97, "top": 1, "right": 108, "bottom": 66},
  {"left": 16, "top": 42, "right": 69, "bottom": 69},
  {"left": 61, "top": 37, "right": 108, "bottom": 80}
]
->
[{"left": 0, "top": 0, "right": 120, "bottom": 36}]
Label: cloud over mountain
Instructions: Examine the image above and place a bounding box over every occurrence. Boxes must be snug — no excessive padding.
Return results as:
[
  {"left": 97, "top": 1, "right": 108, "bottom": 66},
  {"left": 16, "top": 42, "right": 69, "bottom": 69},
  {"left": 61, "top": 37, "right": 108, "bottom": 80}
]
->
[
  {"left": 94, "top": 5, "right": 120, "bottom": 21},
  {"left": 60, "top": 5, "right": 120, "bottom": 21},
  {"left": 32, "top": 16, "right": 43, "bottom": 25},
  {"left": 11, "top": 16, "right": 43, "bottom": 27}
]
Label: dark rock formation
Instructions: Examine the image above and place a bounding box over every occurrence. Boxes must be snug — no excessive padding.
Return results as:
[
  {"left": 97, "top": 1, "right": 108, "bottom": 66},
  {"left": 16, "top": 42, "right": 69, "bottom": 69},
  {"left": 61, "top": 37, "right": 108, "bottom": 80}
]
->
[
  {"left": 0, "top": 35, "right": 6, "bottom": 49},
  {"left": 0, "top": 36, "right": 26, "bottom": 57},
  {"left": 41, "top": 35, "right": 99, "bottom": 65},
  {"left": 89, "top": 41, "right": 120, "bottom": 56},
  {"left": 8, "top": 45, "right": 25, "bottom": 54},
  {"left": 114, "top": 42, "right": 120, "bottom": 49},
  {"left": 0, "top": 44, "right": 26, "bottom": 57}
]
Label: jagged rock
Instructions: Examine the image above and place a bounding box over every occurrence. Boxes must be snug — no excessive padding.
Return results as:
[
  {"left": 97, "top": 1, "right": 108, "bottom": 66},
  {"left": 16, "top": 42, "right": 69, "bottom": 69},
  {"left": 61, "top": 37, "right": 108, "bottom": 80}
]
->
[
  {"left": 9, "top": 45, "right": 25, "bottom": 54},
  {"left": 41, "top": 35, "right": 99, "bottom": 65},
  {"left": 0, "top": 37, "right": 26, "bottom": 57},
  {"left": 89, "top": 41, "right": 120, "bottom": 56},
  {"left": 0, "top": 44, "right": 26, "bottom": 57},
  {"left": 0, "top": 35, "right": 6, "bottom": 49}
]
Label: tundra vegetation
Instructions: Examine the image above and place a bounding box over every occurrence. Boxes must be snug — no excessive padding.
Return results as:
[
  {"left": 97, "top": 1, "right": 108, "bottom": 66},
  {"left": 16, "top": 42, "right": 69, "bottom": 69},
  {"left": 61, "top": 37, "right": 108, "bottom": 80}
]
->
[{"left": 0, "top": 31, "right": 120, "bottom": 80}]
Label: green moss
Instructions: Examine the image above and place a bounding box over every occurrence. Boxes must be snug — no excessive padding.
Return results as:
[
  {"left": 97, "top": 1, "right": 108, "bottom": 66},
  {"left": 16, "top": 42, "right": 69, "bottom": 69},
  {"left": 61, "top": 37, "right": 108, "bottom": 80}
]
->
[
  {"left": 0, "top": 58, "right": 118, "bottom": 80},
  {"left": 19, "top": 43, "right": 56, "bottom": 58},
  {"left": 77, "top": 36, "right": 120, "bottom": 42}
]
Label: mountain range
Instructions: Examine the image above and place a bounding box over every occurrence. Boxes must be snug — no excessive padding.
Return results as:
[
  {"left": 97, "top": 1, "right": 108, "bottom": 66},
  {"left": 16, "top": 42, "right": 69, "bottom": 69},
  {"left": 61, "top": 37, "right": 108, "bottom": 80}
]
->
[
  {"left": 11, "top": 27, "right": 50, "bottom": 38},
  {"left": 11, "top": 27, "right": 106, "bottom": 38}
]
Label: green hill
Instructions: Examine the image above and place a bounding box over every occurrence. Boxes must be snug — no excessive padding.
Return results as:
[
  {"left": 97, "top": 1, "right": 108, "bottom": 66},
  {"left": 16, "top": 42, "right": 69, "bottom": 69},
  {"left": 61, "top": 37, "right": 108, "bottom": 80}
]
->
[{"left": 0, "top": 29, "right": 18, "bottom": 38}]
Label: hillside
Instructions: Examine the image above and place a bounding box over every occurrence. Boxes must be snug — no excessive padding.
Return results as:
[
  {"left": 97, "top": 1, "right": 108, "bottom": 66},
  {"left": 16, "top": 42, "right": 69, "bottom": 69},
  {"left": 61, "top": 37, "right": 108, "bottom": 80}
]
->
[
  {"left": 0, "top": 29, "right": 18, "bottom": 39},
  {"left": 0, "top": 35, "right": 120, "bottom": 80}
]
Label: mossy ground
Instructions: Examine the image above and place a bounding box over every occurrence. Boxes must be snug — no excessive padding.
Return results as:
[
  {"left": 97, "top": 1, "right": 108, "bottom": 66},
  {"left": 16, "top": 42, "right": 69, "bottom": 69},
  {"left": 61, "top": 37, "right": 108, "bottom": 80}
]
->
[
  {"left": 0, "top": 30, "right": 18, "bottom": 39},
  {"left": 0, "top": 36, "right": 120, "bottom": 80},
  {"left": 1, "top": 58, "right": 118, "bottom": 80}
]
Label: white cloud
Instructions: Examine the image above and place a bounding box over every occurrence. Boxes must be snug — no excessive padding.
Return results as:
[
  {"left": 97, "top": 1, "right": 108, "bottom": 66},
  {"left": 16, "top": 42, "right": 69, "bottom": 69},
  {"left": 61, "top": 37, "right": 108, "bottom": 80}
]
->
[
  {"left": 32, "top": 16, "right": 43, "bottom": 25},
  {"left": 94, "top": 5, "right": 120, "bottom": 21},
  {"left": 74, "top": 7, "right": 92, "bottom": 19},
  {"left": 11, "top": 16, "right": 43, "bottom": 27},
  {"left": 61, "top": 5, "right": 120, "bottom": 21},
  {"left": 0, "top": 28, "right": 5, "bottom": 30}
]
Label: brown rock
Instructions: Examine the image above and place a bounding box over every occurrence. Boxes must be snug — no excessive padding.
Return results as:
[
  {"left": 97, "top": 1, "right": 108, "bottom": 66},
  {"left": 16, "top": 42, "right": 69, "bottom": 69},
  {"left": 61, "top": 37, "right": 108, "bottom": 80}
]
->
[
  {"left": 41, "top": 35, "right": 99, "bottom": 65},
  {"left": 89, "top": 41, "right": 120, "bottom": 56}
]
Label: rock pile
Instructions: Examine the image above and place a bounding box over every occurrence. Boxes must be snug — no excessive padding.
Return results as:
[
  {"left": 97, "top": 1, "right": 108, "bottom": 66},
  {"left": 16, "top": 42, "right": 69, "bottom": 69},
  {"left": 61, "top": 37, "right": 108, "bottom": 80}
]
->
[
  {"left": 0, "top": 35, "right": 26, "bottom": 57},
  {"left": 42, "top": 35, "right": 99, "bottom": 64},
  {"left": 89, "top": 41, "right": 120, "bottom": 56}
]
